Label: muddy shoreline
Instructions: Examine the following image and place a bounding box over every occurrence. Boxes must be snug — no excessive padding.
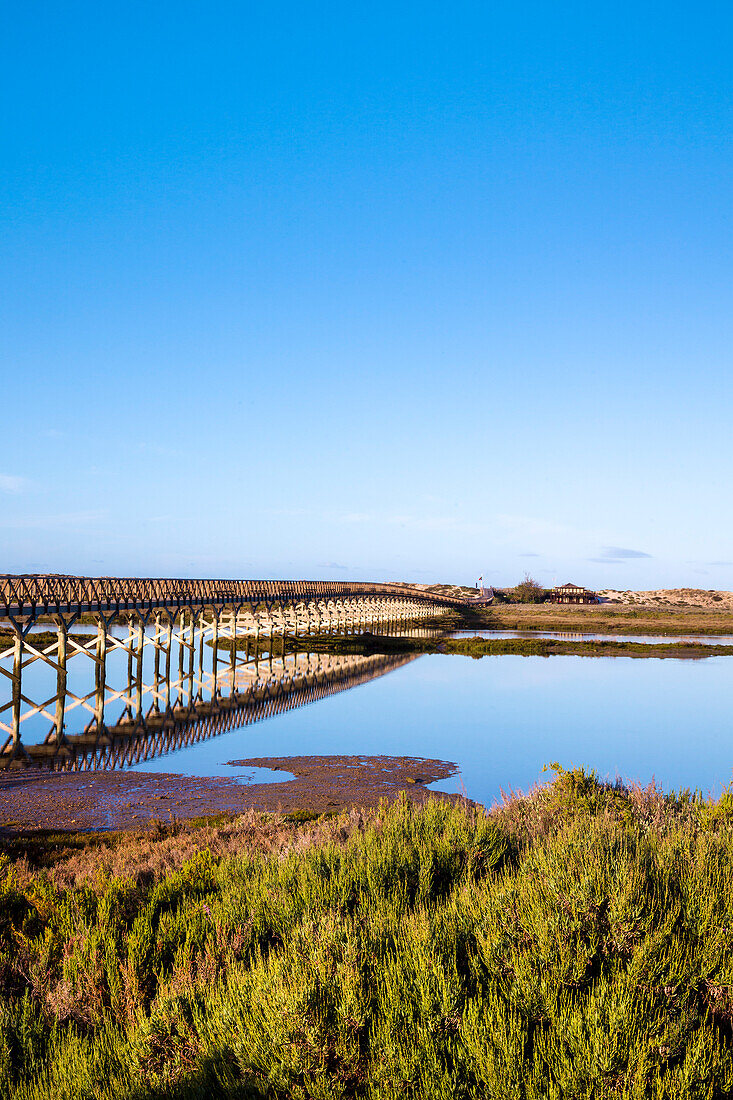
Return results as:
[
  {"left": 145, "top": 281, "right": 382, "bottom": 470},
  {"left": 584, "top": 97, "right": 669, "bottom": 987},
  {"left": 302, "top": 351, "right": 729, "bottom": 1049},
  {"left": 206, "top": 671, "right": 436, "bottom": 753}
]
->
[{"left": 0, "top": 755, "right": 461, "bottom": 834}]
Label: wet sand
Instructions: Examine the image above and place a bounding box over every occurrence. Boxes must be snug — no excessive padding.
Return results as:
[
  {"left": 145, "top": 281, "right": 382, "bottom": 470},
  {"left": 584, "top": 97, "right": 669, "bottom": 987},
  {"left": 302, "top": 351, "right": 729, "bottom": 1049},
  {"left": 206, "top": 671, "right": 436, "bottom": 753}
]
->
[{"left": 0, "top": 755, "right": 460, "bottom": 833}]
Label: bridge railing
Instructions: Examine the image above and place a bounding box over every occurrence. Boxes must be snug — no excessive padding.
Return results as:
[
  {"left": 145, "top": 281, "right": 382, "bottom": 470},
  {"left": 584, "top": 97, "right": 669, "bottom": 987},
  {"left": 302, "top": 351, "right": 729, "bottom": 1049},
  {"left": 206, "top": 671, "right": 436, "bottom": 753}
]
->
[{"left": 0, "top": 575, "right": 467, "bottom": 617}]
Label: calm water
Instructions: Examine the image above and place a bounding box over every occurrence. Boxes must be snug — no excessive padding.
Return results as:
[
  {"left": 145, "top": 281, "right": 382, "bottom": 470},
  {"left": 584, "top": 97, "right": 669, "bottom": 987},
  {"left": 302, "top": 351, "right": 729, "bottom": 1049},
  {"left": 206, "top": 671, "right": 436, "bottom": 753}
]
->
[
  {"left": 451, "top": 629, "right": 733, "bottom": 645},
  {"left": 8, "top": 626, "right": 733, "bottom": 807},
  {"left": 123, "top": 653, "right": 733, "bottom": 807}
]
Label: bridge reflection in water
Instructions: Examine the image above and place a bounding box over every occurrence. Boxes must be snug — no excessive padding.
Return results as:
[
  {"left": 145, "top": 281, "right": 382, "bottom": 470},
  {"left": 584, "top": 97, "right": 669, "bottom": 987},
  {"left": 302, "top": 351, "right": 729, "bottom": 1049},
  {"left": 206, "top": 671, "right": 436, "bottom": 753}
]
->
[
  {"left": 5, "top": 650, "right": 417, "bottom": 772},
  {"left": 0, "top": 575, "right": 462, "bottom": 771}
]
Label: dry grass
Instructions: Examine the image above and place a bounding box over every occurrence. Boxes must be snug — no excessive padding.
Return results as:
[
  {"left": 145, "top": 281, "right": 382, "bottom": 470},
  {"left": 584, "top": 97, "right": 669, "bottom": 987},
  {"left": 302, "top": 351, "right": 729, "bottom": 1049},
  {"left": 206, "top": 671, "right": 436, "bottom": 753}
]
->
[
  {"left": 469, "top": 600, "right": 733, "bottom": 635},
  {"left": 409, "top": 585, "right": 733, "bottom": 633},
  {"left": 2, "top": 807, "right": 368, "bottom": 892}
]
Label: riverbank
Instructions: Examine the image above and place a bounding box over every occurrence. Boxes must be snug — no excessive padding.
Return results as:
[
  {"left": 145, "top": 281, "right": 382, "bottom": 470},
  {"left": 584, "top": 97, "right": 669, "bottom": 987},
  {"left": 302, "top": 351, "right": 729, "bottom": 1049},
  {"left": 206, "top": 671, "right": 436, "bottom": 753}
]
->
[
  {"left": 0, "top": 755, "right": 459, "bottom": 833},
  {"left": 2, "top": 767, "right": 733, "bottom": 1097},
  {"left": 217, "top": 630, "right": 733, "bottom": 659},
  {"left": 456, "top": 601, "right": 733, "bottom": 635}
]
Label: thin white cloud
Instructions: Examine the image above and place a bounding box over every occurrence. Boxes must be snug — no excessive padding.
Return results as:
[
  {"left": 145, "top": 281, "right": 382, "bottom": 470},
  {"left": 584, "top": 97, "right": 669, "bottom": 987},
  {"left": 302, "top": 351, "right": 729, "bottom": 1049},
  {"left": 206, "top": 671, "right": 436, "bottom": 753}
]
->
[
  {"left": 338, "top": 511, "right": 498, "bottom": 536},
  {"left": 340, "top": 512, "right": 374, "bottom": 524},
  {"left": 269, "top": 504, "right": 492, "bottom": 537},
  {"left": 494, "top": 514, "right": 571, "bottom": 539},
  {"left": 0, "top": 473, "right": 31, "bottom": 494},
  {"left": 0, "top": 509, "right": 107, "bottom": 530},
  {"left": 601, "top": 546, "right": 652, "bottom": 560}
]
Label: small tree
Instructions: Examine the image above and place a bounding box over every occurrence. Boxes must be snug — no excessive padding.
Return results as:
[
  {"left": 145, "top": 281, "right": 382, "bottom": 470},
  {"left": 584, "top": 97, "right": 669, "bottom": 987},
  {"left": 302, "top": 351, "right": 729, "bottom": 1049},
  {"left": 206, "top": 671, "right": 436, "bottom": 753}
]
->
[{"left": 512, "top": 573, "right": 546, "bottom": 604}]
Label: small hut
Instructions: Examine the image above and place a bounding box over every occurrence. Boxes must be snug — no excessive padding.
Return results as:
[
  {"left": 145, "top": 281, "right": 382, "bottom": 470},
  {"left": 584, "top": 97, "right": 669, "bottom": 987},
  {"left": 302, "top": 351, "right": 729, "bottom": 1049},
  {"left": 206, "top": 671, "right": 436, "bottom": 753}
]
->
[{"left": 551, "top": 582, "right": 598, "bottom": 605}]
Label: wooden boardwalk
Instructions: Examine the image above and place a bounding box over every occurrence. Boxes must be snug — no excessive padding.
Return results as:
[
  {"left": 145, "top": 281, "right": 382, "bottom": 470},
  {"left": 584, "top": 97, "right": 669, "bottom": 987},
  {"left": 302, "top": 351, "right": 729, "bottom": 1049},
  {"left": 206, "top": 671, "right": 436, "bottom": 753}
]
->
[{"left": 0, "top": 574, "right": 461, "bottom": 770}]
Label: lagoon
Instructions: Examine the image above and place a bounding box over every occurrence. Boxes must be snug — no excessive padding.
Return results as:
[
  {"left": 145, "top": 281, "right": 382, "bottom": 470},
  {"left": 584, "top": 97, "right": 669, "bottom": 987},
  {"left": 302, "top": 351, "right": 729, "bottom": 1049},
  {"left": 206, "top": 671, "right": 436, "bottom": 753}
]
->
[{"left": 123, "top": 651, "right": 733, "bottom": 807}]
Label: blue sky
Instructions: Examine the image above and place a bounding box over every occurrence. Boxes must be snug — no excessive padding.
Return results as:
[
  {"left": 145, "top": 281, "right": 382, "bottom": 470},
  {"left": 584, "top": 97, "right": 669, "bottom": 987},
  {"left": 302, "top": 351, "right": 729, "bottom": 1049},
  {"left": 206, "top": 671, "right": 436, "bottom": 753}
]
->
[{"left": 2, "top": 2, "right": 731, "bottom": 588}]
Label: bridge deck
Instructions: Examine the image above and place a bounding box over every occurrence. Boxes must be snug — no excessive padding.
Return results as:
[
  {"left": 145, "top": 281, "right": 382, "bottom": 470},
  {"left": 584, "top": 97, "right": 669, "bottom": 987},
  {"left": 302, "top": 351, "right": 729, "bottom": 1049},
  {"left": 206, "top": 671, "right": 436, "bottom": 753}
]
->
[{"left": 0, "top": 575, "right": 467, "bottom": 619}]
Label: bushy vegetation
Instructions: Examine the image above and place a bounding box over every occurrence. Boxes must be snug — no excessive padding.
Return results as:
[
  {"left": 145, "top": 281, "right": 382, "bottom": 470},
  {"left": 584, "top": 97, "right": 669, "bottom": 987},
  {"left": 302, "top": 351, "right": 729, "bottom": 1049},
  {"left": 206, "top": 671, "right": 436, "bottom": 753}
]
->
[
  {"left": 3, "top": 771, "right": 733, "bottom": 1097},
  {"left": 508, "top": 574, "right": 549, "bottom": 604}
]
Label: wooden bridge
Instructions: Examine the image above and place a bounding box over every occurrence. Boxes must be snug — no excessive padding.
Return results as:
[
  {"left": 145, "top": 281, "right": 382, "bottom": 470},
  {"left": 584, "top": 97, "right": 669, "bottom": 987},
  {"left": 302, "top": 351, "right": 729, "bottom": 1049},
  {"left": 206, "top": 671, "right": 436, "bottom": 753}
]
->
[
  {"left": 0, "top": 575, "right": 465, "bottom": 619},
  {"left": 0, "top": 574, "right": 465, "bottom": 769}
]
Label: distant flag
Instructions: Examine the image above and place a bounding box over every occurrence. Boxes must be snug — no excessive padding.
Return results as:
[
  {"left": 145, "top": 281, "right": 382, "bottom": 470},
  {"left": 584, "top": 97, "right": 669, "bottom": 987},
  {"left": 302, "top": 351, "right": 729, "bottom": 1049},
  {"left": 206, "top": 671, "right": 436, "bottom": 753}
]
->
[{"left": 477, "top": 575, "right": 483, "bottom": 590}]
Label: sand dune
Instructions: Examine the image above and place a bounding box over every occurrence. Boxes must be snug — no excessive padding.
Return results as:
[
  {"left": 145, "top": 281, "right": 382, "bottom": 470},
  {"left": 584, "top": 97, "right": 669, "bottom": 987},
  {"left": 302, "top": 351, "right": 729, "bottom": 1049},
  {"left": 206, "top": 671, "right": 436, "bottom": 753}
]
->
[{"left": 600, "top": 588, "right": 733, "bottom": 609}]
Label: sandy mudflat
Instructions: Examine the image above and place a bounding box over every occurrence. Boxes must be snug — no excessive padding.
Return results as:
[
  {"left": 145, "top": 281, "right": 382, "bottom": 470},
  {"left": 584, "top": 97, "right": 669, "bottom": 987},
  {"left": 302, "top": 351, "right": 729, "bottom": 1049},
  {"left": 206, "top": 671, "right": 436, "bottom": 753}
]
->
[{"left": 0, "top": 755, "right": 460, "bottom": 833}]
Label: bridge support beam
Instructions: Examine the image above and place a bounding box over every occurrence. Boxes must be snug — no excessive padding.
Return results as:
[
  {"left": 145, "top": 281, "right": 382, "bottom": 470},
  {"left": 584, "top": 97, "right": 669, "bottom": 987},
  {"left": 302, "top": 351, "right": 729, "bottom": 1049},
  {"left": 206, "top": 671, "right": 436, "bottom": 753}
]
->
[
  {"left": 54, "top": 621, "right": 68, "bottom": 745},
  {"left": 11, "top": 630, "right": 22, "bottom": 748}
]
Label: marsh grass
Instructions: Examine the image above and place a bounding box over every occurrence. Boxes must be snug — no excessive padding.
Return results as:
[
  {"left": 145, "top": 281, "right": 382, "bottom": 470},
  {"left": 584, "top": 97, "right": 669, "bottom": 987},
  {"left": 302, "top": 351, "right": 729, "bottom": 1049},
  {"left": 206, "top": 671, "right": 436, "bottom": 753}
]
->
[
  {"left": 3, "top": 771, "right": 733, "bottom": 1097},
  {"left": 441, "top": 637, "right": 733, "bottom": 659},
  {"left": 217, "top": 631, "right": 733, "bottom": 660},
  {"left": 0, "top": 632, "right": 95, "bottom": 650}
]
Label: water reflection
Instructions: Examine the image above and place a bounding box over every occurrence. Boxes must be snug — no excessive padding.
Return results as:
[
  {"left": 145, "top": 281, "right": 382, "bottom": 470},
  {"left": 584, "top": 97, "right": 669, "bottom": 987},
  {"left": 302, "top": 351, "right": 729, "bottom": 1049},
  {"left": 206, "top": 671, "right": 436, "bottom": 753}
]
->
[
  {"left": 451, "top": 629, "right": 733, "bottom": 645},
  {"left": 5, "top": 620, "right": 733, "bottom": 808},
  {"left": 1, "top": 645, "right": 416, "bottom": 773},
  {"left": 130, "top": 650, "right": 733, "bottom": 809}
]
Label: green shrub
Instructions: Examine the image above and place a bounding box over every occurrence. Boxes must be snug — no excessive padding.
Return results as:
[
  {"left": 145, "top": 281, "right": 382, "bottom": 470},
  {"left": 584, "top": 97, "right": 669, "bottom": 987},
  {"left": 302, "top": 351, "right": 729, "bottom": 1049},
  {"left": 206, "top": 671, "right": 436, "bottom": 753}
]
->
[
  {"left": 510, "top": 573, "right": 548, "bottom": 604},
  {"left": 2, "top": 779, "right": 733, "bottom": 1097}
]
